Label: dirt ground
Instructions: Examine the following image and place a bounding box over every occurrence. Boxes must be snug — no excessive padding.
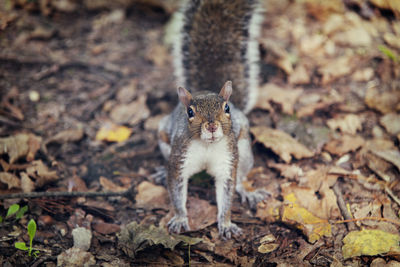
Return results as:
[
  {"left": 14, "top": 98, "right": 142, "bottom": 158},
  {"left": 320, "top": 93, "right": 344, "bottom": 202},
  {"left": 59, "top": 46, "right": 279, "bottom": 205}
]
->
[{"left": 1, "top": 0, "right": 400, "bottom": 266}]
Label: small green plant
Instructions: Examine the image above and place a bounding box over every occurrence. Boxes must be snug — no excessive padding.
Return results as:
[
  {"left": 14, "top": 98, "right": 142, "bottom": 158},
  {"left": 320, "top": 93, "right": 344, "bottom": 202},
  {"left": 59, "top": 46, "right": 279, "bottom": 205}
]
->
[
  {"left": 0, "top": 204, "right": 28, "bottom": 223},
  {"left": 14, "top": 219, "right": 39, "bottom": 257},
  {"left": 379, "top": 45, "right": 399, "bottom": 63}
]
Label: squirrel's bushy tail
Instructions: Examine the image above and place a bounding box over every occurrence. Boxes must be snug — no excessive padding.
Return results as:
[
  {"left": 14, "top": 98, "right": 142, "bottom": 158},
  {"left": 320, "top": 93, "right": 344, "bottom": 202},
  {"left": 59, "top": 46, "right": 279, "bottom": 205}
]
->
[{"left": 172, "top": 0, "right": 263, "bottom": 114}]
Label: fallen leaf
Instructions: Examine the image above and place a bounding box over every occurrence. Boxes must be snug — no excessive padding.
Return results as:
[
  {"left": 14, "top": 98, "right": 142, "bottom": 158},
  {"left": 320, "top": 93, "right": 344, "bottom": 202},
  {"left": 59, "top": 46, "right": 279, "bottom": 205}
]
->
[
  {"left": 288, "top": 64, "right": 310, "bottom": 85},
  {"left": 342, "top": 229, "right": 400, "bottom": 259},
  {"left": 83, "top": 199, "right": 115, "bottom": 212},
  {"left": 92, "top": 219, "right": 121, "bottom": 235},
  {"left": 110, "top": 95, "right": 150, "bottom": 125},
  {"left": 370, "top": 0, "right": 400, "bottom": 15},
  {"left": 365, "top": 85, "right": 400, "bottom": 114},
  {"left": 26, "top": 160, "right": 58, "bottom": 187},
  {"left": 135, "top": 181, "right": 169, "bottom": 210},
  {"left": 318, "top": 56, "right": 353, "bottom": 85},
  {"left": 0, "top": 133, "right": 42, "bottom": 164},
  {"left": 118, "top": 221, "right": 202, "bottom": 258},
  {"left": 324, "top": 134, "right": 364, "bottom": 156},
  {"left": 305, "top": 0, "right": 345, "bottom": 21},
  {"left": 0, "top": 172, "right": 21, "bottom": 190},
  {"left": 100, "top": 176, "right": 127, "bottom": 192},
  {"left": 282, "top": 181, "right": 340, "bottom": 220},
  {"left": 327, "top": 114, "right": 363, "bottom": 134},
  {"left": 258, "top": 243, "right": 279, "bottom": 254},
  {"left": 214, "top": 239, "right": 238, "bottom": 262},
  {"left": 352, "top": 68, "right": 374, "bottom": 82},
  {"left": 256, "top": 83, "right": 303, "bottom": 115},
  {"left": 46, "top": 129, "right": 84, "bottom": 144},
  {"left": 146, "top": 44, "right": 169, "bottom": 67},
  {"left": 116, "top": 80, "right": 137, "bottom": 104},
  {"left": 20, "top": 172, "right": 35, "bottom": 193},
  {"left": 333, "top": 26, "right": 372, "bottom": 47},
  {"left": 256, "top": 192, "right": 332, "bottom": 243},
  {"left": 380, "top": 113, "right": 400, "bottom": 136},
  {"left": 370, "top": 149, "right": 400, "bottom": 172},
  {"left": 268, "top": 163, "right": 304, "bottom": 179},
  {"left": 161, "top": 197, "right": 217, "bottom": 232},
  {"left": 251, "top": 126, "right": 314, "bottom": 163},
  {"left": 95, "top": 123, "right": 132, "bottom": 143},
  {"left": 57, "top": 248, "right": 96, "bottom": 267}
]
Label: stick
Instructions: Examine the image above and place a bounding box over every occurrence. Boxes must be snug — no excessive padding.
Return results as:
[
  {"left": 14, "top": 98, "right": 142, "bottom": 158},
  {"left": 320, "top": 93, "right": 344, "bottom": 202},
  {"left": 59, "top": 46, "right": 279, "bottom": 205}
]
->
[
  {"left": 332, "top": 181, "right": 357, "bottom": 231},
  {"left": 0, "top": 184, "right": 135, "bottom": 201}
]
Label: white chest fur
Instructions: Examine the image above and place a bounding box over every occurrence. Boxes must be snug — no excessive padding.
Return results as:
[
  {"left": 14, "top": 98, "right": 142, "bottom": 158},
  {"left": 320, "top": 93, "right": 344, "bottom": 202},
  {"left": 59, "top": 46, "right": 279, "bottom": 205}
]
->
[{"left": 180, "top": 137, "right": 234, "bottom": 181}]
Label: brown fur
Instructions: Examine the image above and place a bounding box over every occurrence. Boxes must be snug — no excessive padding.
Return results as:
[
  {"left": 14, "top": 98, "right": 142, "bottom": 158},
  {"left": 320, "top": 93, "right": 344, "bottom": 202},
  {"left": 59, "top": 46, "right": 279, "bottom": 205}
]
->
[{"left": 180, "top": 0, "right": 257, "bottom": 110}]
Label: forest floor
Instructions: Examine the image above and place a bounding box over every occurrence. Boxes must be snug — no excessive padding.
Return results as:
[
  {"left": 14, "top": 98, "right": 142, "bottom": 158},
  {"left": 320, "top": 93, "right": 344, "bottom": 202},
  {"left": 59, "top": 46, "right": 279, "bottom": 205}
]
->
[{"left": 0, "top": 0, "right": 400, "bottom": 266}]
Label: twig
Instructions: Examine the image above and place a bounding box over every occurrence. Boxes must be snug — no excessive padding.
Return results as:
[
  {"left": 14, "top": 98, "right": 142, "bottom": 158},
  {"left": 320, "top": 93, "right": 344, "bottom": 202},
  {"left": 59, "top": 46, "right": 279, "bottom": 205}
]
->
[
  {"left": 385, "top": 186, "right": 400, "bottom": 207},
  {"left": 334, "top": 217, "right": 400, "bottom": 227},
  {"left": 0, "top": 184, "right": 135, "bottom": 201},
  {"left": 331, "top": 181, "right": 357, "bottom": 231}
]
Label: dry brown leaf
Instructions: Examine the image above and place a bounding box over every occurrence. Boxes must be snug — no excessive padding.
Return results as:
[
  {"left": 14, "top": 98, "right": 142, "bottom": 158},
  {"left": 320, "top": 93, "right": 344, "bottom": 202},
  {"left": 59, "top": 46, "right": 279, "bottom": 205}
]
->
[
  {"left": 46, "top": 129, "right": 84, "bottom": 144},
  {"left": 92, "top": 220, "right": 121, "bottom": 235},
  {"left": 116, "top": 80, "right": 137, "bottom": 104},
  {"left": 282, "top": 182, "right": 340, "bottom": 220},
  {"left": 288, "top": 64, "right": 310, "bottom": 85},
  {"left": 370, "top": 0, "right": 400, "bottom": 15},
  {"left": 100, "top": 176, "right": 126, "bottom": 192},
  {"left": 365, "top": 85, "right": 400, "bottom": 114},
  {"left": 84, "top": 199, "right": 115, "bottom": 212},
  {"left": 268, "top": 162, "right": 304, "bottom": 179},
  {"left": 26, "top": 160, "right": 58, "bottom": 187},
  {"left": 370, "top": 149, "right": 400, "bottom": 172},
  {"left": 319, "top": 56, "right": 353, "bottom": 85},
  {"left": 146, "top": 44, "right": 170, "bottom": 68},
  {"left": 251, "top": 126, "right": 314, "bottom": 163},
  {"left": 20, "top": 172, "right": 35, "bottom": 193},
  {"left": 333, "top": 26, "right": 372, "bottom": 47},
  {"left": 305, "top": 0, "right": 345, "bottom": 21},
  {"left": 110, "top": 94, "right": 150, "bottom": 125},
  {"left": 135, "top": 181, "right": 169, "bottom": 210},
  {"left": 0, "top": 172, "right": 21, "bottom": 190},
  {"left": 352, "top": 68, "right": 375, "bottom": 82},
  {"left": 327, "top": 114, "right": 363, "bottom": 134},
  {"left": 256, "top": 83, "right": 303, "bottom": 115},
  {"left": 161, "top": 197, "right": 217, "bottom": 232},
  {"left": 296, "top": 91, "right": 343, "bottom": 118},
  {"left": 0, "top": 133, "right": 42, "bottom": 164},
  {"left": 68, "top": 175, "right": 88, "bottom": 192},
  {"left": 380, "top": 113, "right": 400, "bottom": 136},
  {"left": 324, "top": 134, "right": 365, "bottom": 156},
  {"left": 383, "top": 33, "right": 400, "bottom": 50}
]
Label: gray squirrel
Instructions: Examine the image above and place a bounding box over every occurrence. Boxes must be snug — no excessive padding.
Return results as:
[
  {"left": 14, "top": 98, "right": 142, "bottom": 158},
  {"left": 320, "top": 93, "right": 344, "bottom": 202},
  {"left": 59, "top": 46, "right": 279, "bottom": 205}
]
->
[{"left": 158, "top": 0, "right": 269, "bottom": 239}]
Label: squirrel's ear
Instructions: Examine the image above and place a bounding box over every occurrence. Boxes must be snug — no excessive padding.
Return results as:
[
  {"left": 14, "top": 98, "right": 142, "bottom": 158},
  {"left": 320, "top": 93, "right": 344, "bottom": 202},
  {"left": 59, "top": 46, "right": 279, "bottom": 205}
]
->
[
  {"left": 177, "top": 87, "right": 192, "bottom": 107},
  {"left": 219, "top": 81, "right": 232, "bottom": 101}
]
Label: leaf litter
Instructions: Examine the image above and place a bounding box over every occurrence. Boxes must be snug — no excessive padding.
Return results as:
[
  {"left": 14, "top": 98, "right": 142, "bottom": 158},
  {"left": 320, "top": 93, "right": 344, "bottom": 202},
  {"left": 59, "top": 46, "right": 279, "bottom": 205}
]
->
[{"left": 1, "top": 0, "right": 400, "bottom": 265}]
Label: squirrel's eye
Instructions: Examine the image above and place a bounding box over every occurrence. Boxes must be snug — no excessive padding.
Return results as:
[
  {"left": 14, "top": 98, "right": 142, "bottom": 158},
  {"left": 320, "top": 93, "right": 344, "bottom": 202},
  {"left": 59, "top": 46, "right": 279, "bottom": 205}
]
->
[
  {"left": 224, "top": 103, "right": 230, "bottom": 114},
  {"left": 187, "top": 107, "right": 194, "bottom": 118}
]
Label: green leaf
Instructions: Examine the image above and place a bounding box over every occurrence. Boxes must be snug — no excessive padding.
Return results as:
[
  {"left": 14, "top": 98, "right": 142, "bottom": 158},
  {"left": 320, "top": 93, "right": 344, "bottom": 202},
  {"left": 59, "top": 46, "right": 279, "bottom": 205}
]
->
[
  {"left": 379, "top": 45, "right": 398, "bottom": 62},
  {"left": 27, "top": 219, "right": 37, "bottom": 243},
  {"left": 16, "top": 205, "right": 28, "bottom": 220},
  {"left": 0, "top": 216, "right": 3, "bottom": 223},
  {"left": 15, "top": 242, "right": 28, "bottom": 251},
  {"left": 6, "top": 204, "right": 20, "bottom": 218}
]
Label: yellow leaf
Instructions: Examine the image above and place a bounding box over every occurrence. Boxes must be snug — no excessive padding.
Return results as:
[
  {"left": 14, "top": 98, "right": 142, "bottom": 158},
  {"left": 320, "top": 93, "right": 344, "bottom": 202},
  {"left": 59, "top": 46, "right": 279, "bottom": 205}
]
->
[
  {"left": 96, "top": 125, "right": 132, "bottom": 143},
  {"left": 282, "top": 193, "right": 331, "bottom": 243},
  {"left": 342, "top": 229, "right": 400, "bottom": 259}
]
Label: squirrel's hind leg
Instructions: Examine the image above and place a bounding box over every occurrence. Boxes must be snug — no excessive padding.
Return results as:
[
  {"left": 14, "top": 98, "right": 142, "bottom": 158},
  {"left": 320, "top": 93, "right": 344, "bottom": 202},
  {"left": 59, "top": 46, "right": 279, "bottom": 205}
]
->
[{"left": 236, "top": 133, "right": 270, "bottom": 209}]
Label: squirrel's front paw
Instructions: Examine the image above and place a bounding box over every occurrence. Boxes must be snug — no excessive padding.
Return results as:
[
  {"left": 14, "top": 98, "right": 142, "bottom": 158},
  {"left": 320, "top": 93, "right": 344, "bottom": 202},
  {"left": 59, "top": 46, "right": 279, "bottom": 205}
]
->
[
  {"left": 218, "top": 222, "right": 243, "bottom": 240},
  {"left": 239, "top": 188, "right": 271, "bottom": 210},
  {"left": 167, "top": 215, "right": 190, "bottom": 234}
]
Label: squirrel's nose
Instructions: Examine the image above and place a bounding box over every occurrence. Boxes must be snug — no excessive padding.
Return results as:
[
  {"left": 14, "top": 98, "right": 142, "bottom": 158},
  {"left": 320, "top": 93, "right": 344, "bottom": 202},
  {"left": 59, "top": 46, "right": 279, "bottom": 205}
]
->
[{"left": 207, "top": 122, "right": 217, "bottom": 133}]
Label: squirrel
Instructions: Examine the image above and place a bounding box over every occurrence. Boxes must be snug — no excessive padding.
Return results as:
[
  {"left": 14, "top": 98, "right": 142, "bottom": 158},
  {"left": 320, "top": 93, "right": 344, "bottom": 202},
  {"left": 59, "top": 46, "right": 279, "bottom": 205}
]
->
[{"left": 158, "top": 0, "right": 268, "bottom": 239}]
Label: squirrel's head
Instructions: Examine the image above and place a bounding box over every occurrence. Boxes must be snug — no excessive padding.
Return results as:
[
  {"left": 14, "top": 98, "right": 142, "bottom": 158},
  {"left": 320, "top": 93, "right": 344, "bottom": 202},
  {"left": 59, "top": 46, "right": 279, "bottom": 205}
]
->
[{"left": 178, "top": 81, "right": 233, "bottom": 143}]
